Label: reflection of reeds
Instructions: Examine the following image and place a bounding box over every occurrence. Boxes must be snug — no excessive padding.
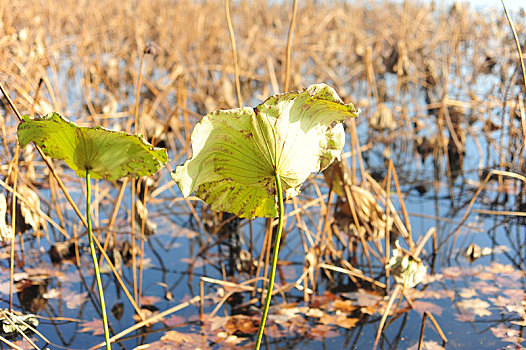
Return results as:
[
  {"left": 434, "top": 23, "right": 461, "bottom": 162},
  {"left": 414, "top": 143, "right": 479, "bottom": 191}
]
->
[{"left": 1, "top": 0, "right": 525, "bottom": 348}]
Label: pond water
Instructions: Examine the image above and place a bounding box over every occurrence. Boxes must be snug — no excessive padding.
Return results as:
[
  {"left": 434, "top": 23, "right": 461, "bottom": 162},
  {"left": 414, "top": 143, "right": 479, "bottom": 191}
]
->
[{"left": 3, "top": 92, "right": 525, "bottom": 350}]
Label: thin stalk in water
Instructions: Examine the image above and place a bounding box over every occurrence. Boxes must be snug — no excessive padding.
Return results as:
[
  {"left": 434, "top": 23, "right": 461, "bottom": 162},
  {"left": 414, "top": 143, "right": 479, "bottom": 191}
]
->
[
  {"left": 86, "top": 169, "right": 111, "bottom": 350},
  {"left": 255, "top": 172, "right": 284, "bottom": 350}
]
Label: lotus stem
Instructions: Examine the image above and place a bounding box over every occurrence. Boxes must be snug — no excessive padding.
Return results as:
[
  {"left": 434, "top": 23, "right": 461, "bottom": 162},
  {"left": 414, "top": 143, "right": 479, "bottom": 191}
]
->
[
  {"left": 86, "top": 169, "right": 111, "bottom": 350},
  {"left": 255, "top": 172, "right": 284, "bottom": 350}
]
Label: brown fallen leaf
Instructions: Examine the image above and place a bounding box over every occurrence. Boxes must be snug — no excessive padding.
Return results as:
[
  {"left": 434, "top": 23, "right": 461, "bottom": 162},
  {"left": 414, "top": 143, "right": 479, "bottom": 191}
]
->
[
  {"left": 161, "top": 330, "right": 196, "bottom": 344},
  {"left": 319, "top": 314, "right": 359, "bottom": 329},
  {"left": 147, "top": 329, "right": 206, "bottom": 349},
  {"left": 80, "top": 319, "right": 104, "bottom": 336},
  {"left": 457, "top": 298, "right": 491, "bottom": 317},
  {"left": 485, "top": 263, "right": 516, "bottom": 274},
  {"left": 491, "top": 324, "right": 524, "bottom": 344},
  {"left": 216, "top": 331, "right": 244, "bottom": 345},
  {"left": 410, "top": 300, "right": 444, "bottom": 316},
  {"left": 308, "top": 324, "right": 339, "bottom": 340},
  {"left": 472, "top": 280, "right": 500, "bottom": 294},
  {"left": 140, "top": 295, "right": 161, "bottom": 306},
  {"left": 310, "top": 291, "right": 338, "bottom": 309},
  {"left": 163, "top": 314, "right": 185, "bottom": 327},
  {"left": 305, "top": 308, "right": 324, "bottom": 318},
  {"left": 338, "top": 317, "right": 359, "bottom": 329},
  {"left": 64, "top": 290, "right": 88, "bottom": 310},
  {"left": 332, "top": 299, "right": 357, "bottom": 313},
  {"left": 224, "top": 315, "right": 259, "bottom": 334},
  {"left": 455, "top": 313, "right": 475, "bottom": 322},
  {"left": 441, "top": 266, "right": 465, "bottom": 279},
  {"left": 511, "top": 318, "right": 526, "bottom": 327},
  {"left": 459, "top": 288, "right": 477, "bottom": 299},
  {"left": 488, "top": 295, "right": 513, "bottom": 308}
]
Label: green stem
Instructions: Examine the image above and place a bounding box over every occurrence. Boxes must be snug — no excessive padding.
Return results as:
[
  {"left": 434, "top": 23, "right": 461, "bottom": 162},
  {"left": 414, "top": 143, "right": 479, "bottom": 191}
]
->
[
  {"left": 86, "top": 169, "right": 111, "bottom": 350},
  {"left": 255, "top": 172, "right": 284, "bottom": 350}
]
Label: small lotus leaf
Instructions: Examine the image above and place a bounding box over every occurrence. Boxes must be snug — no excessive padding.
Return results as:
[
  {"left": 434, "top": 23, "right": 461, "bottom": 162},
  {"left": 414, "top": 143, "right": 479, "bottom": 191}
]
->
[
  {"left": 17, "top": 113, "right": 168, "bottom": 180},
  {"left": 172, "top": 83, "right": 359, "bottom": 219}
]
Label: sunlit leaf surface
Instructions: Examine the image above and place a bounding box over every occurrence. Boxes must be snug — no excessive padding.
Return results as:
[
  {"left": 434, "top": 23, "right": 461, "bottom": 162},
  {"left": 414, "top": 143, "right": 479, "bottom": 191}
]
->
[
  {"left": 17, "top": 113, "right": 168, "bottom": 180},
  {"left": 172, "top": 84, "right": 359, "bottom": 218}
]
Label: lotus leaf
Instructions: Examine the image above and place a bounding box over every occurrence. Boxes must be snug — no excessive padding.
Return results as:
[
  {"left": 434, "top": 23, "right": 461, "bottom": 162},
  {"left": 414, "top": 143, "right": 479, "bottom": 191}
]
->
[
  {"left": 172, "top": 83, "right": 359, "bottom": 218},
  {"left": 17, "top": 113, "right": 167, "bottom": 180}
]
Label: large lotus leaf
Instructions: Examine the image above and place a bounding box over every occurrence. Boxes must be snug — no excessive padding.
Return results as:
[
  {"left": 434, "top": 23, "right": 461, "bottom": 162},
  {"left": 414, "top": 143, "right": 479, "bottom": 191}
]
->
[
  {"left": 172, "top": 83, "right": 359, "bottom": 219},
  {"left": 17, "top": 113, "right": 168, "bottom": 180}
]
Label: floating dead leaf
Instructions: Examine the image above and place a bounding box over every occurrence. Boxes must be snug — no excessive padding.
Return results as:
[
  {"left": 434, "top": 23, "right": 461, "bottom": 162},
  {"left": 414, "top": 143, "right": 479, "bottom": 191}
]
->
[
  {"left": 64, "top": 290, "right": 88, "bottom": 310},
  {"left": 472, "top": 280, "right": 500, "bottom": 294},
  {"left": 319, "top": 314, "right": 358, "bottom": 329},
  {"left": 441, "top": 266, "right": 465, "bottom": 279},
  {"left": 503, "top": 289, "right": 524, "bottom": 300},
  {"left": 332, "top": 299, "right": 357, "bottom": 314},
  {"left": 0, "top": 281, "right": 12, "bottom": 295},
  {"left": 476, "top": 271, "right": 495, "bottom": 281},
  {"left": 343, "top": 288, "right": 383, "bottom": 307},
  {"left": 158, "top": 330, "right": 202, "bottom": 348},
  {"left": 163, "top": 314, "right": 185, "bottom": 327},
  {"left": 455, "top": 313, "right": 475, "bottom": 322},
  {"left": 421, "top": 273, "right": 443, "bottom": 284},
  {"left": 337, "top": 317, "right": 359, "bottom": 329},
  {"left": 457, "top": 298, "right": 491, "bottom": 317},
  {"left": 140, "top": 295, "right": 161, "bottom": 306},
  {"left": 505, "top": 303, "right": 525, "bottom": 316},
  {"left": 133, "top": 308, "right": 159, "bottom": 325},
  {"left": 408, "top": 288, "right": 453, "bottom": 301},
  {"left": 265, "top": 323, "right": 288, "bottom": 338},
  {"left": 410, "top": 300, "right": 443, "bottom": 316},
  {"left": 224, "top": 315, "right": 259, "bottom": 334},
  {"left": 307, "top": 324, "right": 339, "bottom": 340},
  {"left": 310, "top": 291, "right": 338, "bottom": 309},
  {"left": 511, "top": 318, "right": 526, "bottom": 327},
  {"left": 24, "top": 266, "right": 64, "bottom": 281},
  {"left": 42, "top": 288, "right": 60, "bottom": 300},
  {"left": 275, "top": 306, "right": 308, "bottom": 320},
  {"left": 485, "top": 262, "right": 516, "bottom": 274},
  {"left": 305, "top": 308, "right": 324, "bottom": 318},
  {"left": 319, "top": 313, "right": 338, "bottom": 325},
  {"left": 217, "top": 333, "right": 244, "bottom": 345},
  {"left": 208, "top": 316, "right": 227, "bottom": 332},
  {"left": 491, "top": 324, "right": 524, "bottom": 344},
  {"left": 459, "top": 288, "right": 477, "bottom": 299},
  {"left": 80, "top": 318, "right": 104, "bottom": 335}
]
